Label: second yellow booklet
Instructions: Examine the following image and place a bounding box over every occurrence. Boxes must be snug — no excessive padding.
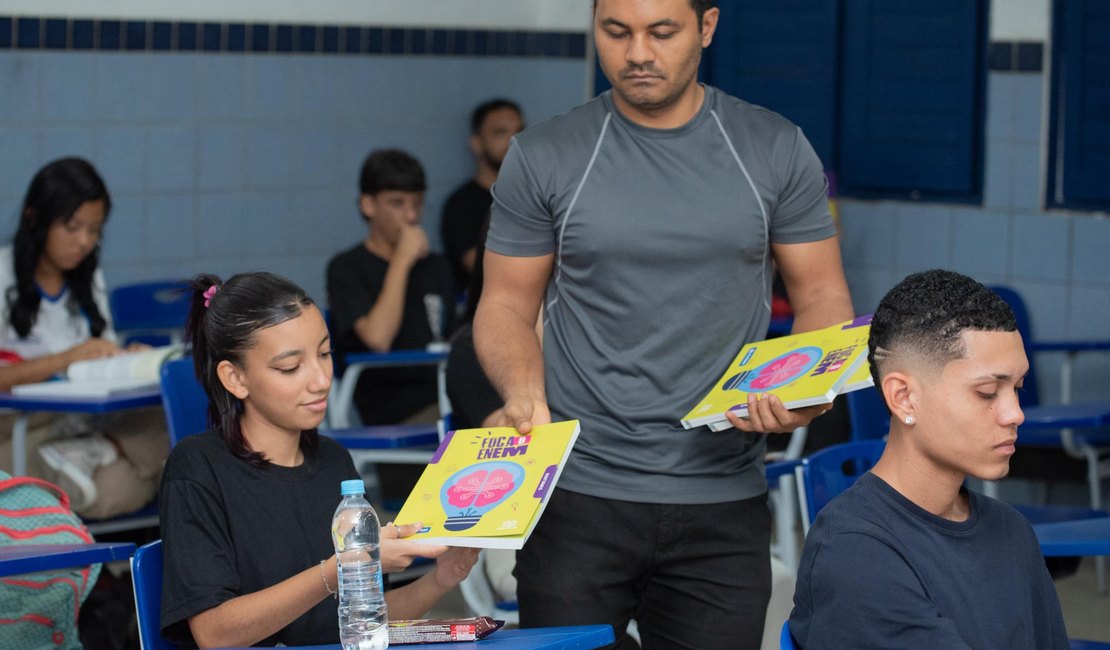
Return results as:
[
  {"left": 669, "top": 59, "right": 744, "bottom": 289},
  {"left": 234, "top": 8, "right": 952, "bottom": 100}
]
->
[{"left": 395, "top": 420, "right": 581, "bottom": 549}]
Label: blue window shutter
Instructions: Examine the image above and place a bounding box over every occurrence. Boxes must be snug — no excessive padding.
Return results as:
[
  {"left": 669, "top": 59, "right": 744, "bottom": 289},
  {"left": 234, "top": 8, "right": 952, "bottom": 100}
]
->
[
  {"left": 703, "top": 0, "right": 839, "bottom": 166},
  {"left": 1048, "top": 0, "right": 1110, "bottom": 210},
  {"left": 838, "top": 0, "right": 987, "bottom": 200}
]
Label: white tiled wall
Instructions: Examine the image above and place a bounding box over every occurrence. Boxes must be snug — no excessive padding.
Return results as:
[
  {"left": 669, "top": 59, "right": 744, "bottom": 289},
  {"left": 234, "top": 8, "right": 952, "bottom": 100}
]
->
[{"left": 0, "top": 50, "right": 587, "bottom": 302}]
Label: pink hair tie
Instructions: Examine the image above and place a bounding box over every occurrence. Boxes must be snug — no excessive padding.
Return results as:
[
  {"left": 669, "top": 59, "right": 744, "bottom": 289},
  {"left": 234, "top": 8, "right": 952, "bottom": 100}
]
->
[{"left": 203, "top": 285, "right": 219, "bottom": 308}]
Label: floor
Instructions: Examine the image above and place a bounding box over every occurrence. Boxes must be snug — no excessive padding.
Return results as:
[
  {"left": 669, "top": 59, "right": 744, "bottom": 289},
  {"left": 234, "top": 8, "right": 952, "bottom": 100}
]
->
[{"left": 1056, "top": 558, "right": 1110, "bottom": 642}]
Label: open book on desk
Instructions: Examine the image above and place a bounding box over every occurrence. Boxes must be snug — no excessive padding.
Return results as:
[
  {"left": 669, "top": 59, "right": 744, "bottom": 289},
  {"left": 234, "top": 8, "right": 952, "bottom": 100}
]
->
[
  {"left": 684, "top": 316, "right": 872, "bottom": 431},
  {"left": 12, "top": 344, "right": 184, "bottom": 398},
  {"left": 395, "top": 420, "right": 580, "bottom": 549}
]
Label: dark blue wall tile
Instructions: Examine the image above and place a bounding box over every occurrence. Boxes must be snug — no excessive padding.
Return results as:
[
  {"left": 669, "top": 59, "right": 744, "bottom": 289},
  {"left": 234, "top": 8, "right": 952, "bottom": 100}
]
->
[
  {"left": 342, "top": 26, "right": 362, "bottom": 53},
  {"left": 44, "top": 19, "right": 67, "bottom": 49},
  {"left": 536, "top": 32, "right": 563, "bottom": 57},
  {"left": 493, "top": 31, "right": 509, "bottom": 56},
  {"left": 567, "top": 34, "right": 586, "bottom": 58},
  {"left": 386, "top": 28, "right": 405, "bottom": 54},
  {"left": 0, "top": 18, "right": 11, "bottom": 49},
  {"left": 125, "top": 21, "right": 146, "bottom": 50},
  {"left": 251, "top": 24, "right": 270, "bottom": 52},
  {"left": 473, "top": 31, "right": 489, "bottom": 55},
  {"left": 1017, "top": 42, "right": 1043, "bottom": 72},
  {"left": 431, "top": 29, "right": 449, "bottom": 55},
  {"left": 227, "top": 23, "right": 245, "bottom": 51},
  {"left": 17, "top": 17, "right": 40, "bottom": 48},
  {"left": 322, "top": 26, "right": 339, "bottom": 52},
  {"left": 366, "top": 28, "right": 384, "bottom": 54},
  {"left": 411, "top": 28, "right": 427, "bottom": 54},
  {"left": 99, "top": 20, "right": 121, "bottom": 50},
  {"left": 152, "top": 22, "right": 171, "bottom": 50},
  {"left": 202, "top": 23, "right": 221, "bottom": 51},
  {"left": 276, "top": 25, "right": 293, "bottom": 52},
  {"left": 72, "top": 20, "right": 93, "bottom": 49},
  {"left": 178, "top": 23, "right": 197, "bottom": 50},
  {"left": 450, "top": 30, "right": 469, "bottom": 55},
  {"left": 298, "top": 25, "right": 317, "bottom": 52},
  {"left": 989, "top": 42, "right": 1013, "bottom": 70}
]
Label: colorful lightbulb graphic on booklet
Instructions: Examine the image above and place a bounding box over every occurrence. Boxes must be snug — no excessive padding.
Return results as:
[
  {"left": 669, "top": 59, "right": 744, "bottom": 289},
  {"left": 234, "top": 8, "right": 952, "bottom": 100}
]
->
[{"left": 440, "top": 461, "right": 525, "bottom": 531}]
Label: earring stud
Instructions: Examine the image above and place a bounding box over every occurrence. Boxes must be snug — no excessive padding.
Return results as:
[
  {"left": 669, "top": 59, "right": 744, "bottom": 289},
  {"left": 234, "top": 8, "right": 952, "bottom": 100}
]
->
[{"left": 904, "top": 416, "right": 915, "bottom": 425}]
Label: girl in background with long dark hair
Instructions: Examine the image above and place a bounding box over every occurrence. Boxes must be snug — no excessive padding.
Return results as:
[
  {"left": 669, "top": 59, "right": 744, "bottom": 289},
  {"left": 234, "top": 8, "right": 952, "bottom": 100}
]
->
[
  {"left": 0, "top": 157, "right": 168, "bottom": 518},
  {"left": 160, "top": 271, "right": 476, "bottom": 648}
]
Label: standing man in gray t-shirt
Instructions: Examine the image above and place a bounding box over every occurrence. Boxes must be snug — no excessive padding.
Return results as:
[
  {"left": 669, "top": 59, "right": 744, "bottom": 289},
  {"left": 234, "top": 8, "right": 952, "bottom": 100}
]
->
[{"left": 474, "top": 1, "right": 854, "bottom": 647}]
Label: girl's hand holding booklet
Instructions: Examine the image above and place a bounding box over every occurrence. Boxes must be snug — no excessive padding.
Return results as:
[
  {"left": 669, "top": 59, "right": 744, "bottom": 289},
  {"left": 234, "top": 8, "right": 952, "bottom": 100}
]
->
[{"left": 394, "top": 420, "right": 580, "bottom": 549}]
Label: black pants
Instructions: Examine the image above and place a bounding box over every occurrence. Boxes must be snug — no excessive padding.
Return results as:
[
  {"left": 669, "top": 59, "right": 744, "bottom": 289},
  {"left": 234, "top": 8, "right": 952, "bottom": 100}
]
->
[{"left": 515, "top": 488, "right": 772, "bottom": 650}]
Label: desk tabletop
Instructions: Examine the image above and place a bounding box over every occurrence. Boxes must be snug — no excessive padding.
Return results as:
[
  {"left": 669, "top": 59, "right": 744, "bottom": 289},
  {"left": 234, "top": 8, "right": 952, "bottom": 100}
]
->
[
  {"left": 0, "top": 387, "right": 162, "bottom": 413},
  {"left": 0, "top": 542, "right": 136, "bottom": 577},
  {"left": 1036, "top": 518, "right": 1110, "bottom": 557},
  {"left": 1020, "top": 401, "right": 1110, "bottom": 431},
  {"left": 215, "top": 625, "right": 615, "bottom": 650}
]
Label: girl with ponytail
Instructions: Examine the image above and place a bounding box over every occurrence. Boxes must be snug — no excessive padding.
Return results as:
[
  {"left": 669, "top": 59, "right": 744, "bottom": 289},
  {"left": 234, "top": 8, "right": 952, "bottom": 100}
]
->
[{"left": 160, "top": 271, "right": 477, "bottom": 648}]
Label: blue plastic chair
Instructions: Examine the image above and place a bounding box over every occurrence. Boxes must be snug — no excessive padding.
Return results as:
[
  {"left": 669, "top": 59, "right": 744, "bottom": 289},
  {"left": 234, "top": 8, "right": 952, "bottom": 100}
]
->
[
  {"left": 844, "top": 385, "right": 889, "bottom": 442},
  {"left": 780, "top": 620, "right": 798, "bottom": 649},
  {"left": 131, "top": 539, "right": 173, "bottom": 650},
  {"left": 988, "top": 285, "right": 1110, "bottom": 511},
  {"left": 159, "top": 357, "right": 210, "bottom": 446},
  {"left": 110, "top": 280, "right": 191, "bottom": 347},
  {"left": 796, "top": 439, "right": 886, "bottom": 531}
]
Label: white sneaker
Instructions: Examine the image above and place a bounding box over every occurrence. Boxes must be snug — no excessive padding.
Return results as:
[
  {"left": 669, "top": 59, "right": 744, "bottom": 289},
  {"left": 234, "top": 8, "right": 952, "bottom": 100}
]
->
[{"left": 37, "top": 434, "right": 119, "bottom": 510}]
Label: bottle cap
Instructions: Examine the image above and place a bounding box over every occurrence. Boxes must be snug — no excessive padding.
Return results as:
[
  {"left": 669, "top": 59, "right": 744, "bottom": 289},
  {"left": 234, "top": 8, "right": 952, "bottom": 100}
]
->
[{"left": 340, "top": 479, "right": 365, "bottom": 496}]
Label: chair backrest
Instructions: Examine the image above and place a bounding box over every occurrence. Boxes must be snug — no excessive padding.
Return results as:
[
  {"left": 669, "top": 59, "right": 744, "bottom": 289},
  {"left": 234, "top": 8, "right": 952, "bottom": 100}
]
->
[
  {"left": 798, "top": 440, "right": 886, "bottom": 528},
  {"left": 159, "top": 358, "right": 209, "bottom": 446},
  {"left": 780, "top": 620, "right": 798, "bottom": 649},
  {"left": 110, "top": 281, "right": 191, "bottom": 345},
  {"left": 987, "top": 285, "right": 1041, "bottom": 407},
  {"left": 845, "top": 385, "right": 890, "bottom": 441},
  {"left": 131, "top": 540, "right": 172, "bottom": 650}
]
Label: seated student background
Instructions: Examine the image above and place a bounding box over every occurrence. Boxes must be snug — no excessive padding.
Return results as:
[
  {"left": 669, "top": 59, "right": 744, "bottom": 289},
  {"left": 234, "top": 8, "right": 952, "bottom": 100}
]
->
[
  {"left": 326, "top": 149, "right": 456, "bottom": 427},
  {"left": 0, "top": 157, "right": 168, "bottom": 520},
  {"left": 788, "top": 269, "right": 1068, "bottom": 649},
  {"left": 441, "top": 98, "right": 524, "bottom": 299},
  {"left": 159, "top": 272, "right": 477, "bottom": 648}
]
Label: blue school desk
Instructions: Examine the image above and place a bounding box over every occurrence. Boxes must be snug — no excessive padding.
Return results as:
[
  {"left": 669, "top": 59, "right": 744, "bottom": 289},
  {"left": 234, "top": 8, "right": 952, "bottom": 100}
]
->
[
  {"left": 1036, "top": 518, "right": 1110, "bottom": 557},
  {"left": 0, "top": 542, "right": 136, "bottom": 577},
  {"left": 0, "top": 387, "right": 163, "bottom": 475},
  {"left": 214, "top": 624, "right": 615, "bottom": 650}
]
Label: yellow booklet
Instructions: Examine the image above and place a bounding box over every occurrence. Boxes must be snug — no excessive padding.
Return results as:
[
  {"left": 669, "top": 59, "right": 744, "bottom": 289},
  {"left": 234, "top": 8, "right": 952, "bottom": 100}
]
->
[
  {"left": 395, "top": 420, "right": 581, "bottom": 549},
  {"left": 683, "top": 316, "right": 871, "bottom": 430}
]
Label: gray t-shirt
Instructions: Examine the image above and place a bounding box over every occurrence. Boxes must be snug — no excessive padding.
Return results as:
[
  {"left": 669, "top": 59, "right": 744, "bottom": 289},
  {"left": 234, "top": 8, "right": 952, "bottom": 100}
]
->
[{"left": 486, "top": 87, "right": 836, "bottom": 504}]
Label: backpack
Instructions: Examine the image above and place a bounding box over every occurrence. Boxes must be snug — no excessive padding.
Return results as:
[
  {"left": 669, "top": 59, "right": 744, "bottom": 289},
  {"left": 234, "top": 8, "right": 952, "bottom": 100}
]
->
[{"left": 0, "top": 470, "right": 101, "bottom": 649}]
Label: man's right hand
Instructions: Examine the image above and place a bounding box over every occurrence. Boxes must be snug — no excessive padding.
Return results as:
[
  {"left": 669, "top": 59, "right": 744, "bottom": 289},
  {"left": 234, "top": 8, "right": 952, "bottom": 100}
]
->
[
  {"left": 497, "top": 397, "right": 551, "bottom": 434},
  {"left": 394, "top": 225, "right": 430, "bottom": 266}
]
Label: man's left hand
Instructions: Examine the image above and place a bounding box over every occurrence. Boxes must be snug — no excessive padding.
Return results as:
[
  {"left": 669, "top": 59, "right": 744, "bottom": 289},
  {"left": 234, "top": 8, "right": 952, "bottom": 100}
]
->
[{"left": 724, "top": 393, "right": 832, "bottom": 434}]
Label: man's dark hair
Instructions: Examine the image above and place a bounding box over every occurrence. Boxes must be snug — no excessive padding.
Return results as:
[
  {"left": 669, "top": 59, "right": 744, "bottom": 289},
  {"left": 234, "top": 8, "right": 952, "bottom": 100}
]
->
[
  {"left": 358, "top": 149, "right": 426, "bottom": 196},
  {"left": 868, "top": 269, "right": 1017, "bottom": 387},
  {"left": 470, "top": 98, "right": 523, "bottom": 135},
  {"left": 593, "top": 0, "right": 714, "bottom": 26}
]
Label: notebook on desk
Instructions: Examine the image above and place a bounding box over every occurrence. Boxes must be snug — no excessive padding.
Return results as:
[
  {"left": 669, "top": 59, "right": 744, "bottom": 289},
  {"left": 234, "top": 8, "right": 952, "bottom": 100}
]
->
[{"left": 11, "top": 345, "right": 181, "bottom": 398}]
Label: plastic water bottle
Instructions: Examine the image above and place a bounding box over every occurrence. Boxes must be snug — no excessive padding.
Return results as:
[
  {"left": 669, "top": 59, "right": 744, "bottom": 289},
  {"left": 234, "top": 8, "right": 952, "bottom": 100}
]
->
[{"left": 332, "top": 479, "right": 389, "bottom": 650}]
